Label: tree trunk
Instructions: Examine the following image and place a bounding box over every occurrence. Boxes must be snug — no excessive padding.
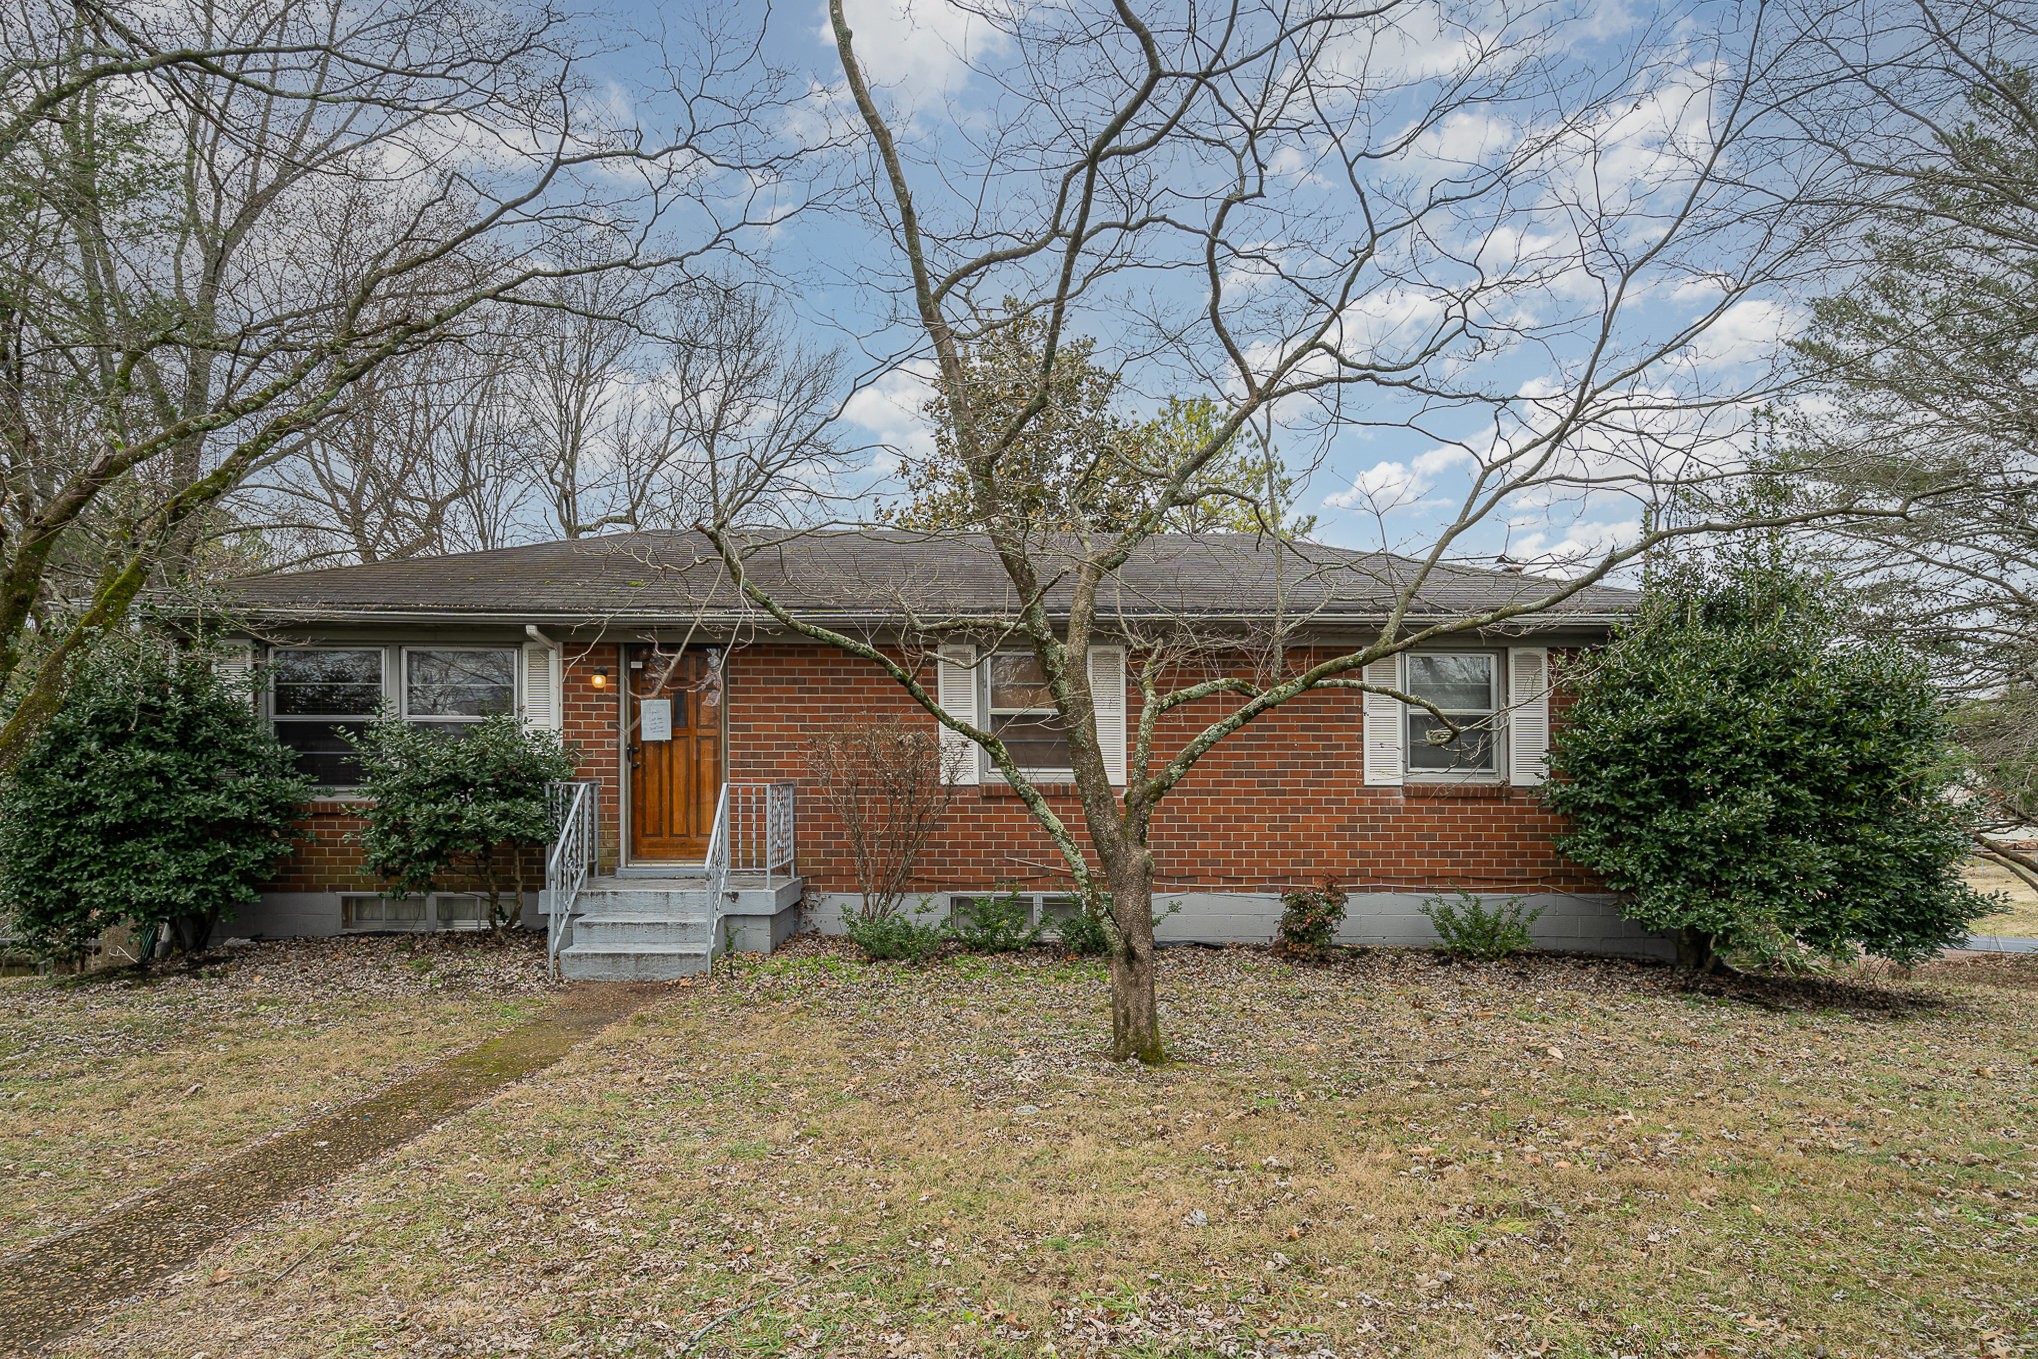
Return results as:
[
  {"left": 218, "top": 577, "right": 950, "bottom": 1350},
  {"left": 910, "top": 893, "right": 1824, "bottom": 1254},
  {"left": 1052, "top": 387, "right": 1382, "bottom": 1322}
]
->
[
  {"left": 1674, "top": 926, "right": 1717, "bottom": 974},
  {"left": 484, "top": 863, "right": 506, "bottom": 930},
  {"left": 1105, "top": 853, "right": 1164, "bottom": 1064},
  {"left": 167, "top": 911, "right": 217, "bottom": 957}
]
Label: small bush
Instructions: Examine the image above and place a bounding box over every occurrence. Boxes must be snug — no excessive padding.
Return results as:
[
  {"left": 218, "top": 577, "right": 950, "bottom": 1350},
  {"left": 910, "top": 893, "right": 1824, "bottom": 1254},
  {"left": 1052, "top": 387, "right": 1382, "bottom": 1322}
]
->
[
  {"left": 1419, "top": 890, "right": 1544, "bottom": 961},
  {"left": 844, "top": 908, "right": 947, "bottom": 963},
  {"left": 949, "top": 889, "right": 1046, "bottom": 952},
  {"left": 348, "top": 714, "right": 577, "bottom": 928},
  {"left": 1054, "top": 902, "right": 1112, "bottom": 956},
  {"left": 1275, "top": 878, "right": 1348, "bottom": 960}
]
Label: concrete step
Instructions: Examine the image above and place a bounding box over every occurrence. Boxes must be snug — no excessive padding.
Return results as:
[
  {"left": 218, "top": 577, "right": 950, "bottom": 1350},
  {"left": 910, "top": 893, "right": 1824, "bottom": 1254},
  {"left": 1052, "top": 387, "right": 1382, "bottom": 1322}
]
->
[
  {"left": 572, "top": 913, "right": 713, "bottom": 950},
  {"left": 576, "top": 886, "right": 712, "bottom": 916},
  {"left": 558, "top": 943, "right": 711, "bottom": 982}
]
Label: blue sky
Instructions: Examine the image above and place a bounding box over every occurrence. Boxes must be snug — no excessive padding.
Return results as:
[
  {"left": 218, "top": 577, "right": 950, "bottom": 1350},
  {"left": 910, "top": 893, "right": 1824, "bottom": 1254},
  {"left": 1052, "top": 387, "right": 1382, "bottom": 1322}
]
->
[{"left": 579, "top": 0, "right": 1812, "bottom": 572}]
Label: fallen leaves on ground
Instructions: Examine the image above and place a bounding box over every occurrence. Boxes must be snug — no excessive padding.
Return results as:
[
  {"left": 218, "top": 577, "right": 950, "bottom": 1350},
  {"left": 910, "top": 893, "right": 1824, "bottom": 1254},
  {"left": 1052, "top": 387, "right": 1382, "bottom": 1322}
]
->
[
  {"left": 0, "top": 931, "right": 555, "bottom": 1249},
  {"left": 30, "top": 936, "right": 2038, "bottom": 1358}
]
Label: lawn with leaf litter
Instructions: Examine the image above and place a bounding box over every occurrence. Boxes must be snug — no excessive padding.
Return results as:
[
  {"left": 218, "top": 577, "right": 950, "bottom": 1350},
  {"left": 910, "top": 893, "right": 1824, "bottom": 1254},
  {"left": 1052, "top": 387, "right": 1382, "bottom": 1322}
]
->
[
  {"left": 0, "top": 932, "right": 554, "bottom": 1254},
  {"left": 37, "top": 937, "right": 2038, "bottom": 1358}
]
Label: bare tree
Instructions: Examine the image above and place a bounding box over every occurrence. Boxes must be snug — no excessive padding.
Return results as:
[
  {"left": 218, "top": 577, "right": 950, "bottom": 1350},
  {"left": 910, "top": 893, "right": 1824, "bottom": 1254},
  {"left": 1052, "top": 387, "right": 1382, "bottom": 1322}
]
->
[
  {"left": 0, "top": 0, "right": 803, "bottom": 761},
  {"left": 1770, "top": 2, "right": 2038, "bottom": 684},
  {"left": 231, "top": 325, "right": 532, "bottom": 567},
  {"left": 699, "top": 0, "right": 1892, "bottom": 1062},
  {"left": 805, "top": 718, "right": 964, "bottom": 923},
  {"left": 224, "top": 274, "right": 847, "bottom": 564}
]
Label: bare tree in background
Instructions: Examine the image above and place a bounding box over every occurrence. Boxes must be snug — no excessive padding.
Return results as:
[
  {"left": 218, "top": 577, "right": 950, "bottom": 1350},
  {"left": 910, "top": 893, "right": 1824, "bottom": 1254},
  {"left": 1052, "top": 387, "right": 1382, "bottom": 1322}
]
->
[
  {"left": 0, "top": 0, "right": 804, "bottom": 762},
  {"left": 236, "top": 329, "right": 531, "bottom": 566},
  {"left": 1773, "top": 0, "right": 2038, "bottom": 687},
  {"left": 231, "top": 275, "right": 847, "bottom": 561},
  {"left": 1761, "top": 0, "right": 2038, "bottom": 869},
  {"left": 700, "top": 0, "right": 1895, "bottom": 1061}
]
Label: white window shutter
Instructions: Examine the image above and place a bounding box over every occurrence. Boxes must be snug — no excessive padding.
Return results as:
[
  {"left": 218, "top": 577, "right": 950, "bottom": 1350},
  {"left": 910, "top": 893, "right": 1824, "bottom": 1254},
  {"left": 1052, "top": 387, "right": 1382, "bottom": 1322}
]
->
[
  {"left": 1088, "top": 644, "right": 1127, "bottom": 786},
  {"left": 213, "top": 641, "right": 257, "bottom": 707},
  {"left": 1508, "top": 645, "right": 1550, "bottom": 786},
  {"left": 521, "top": 642, "right": 562, "bottom": 732},
  {"left": 935, "top": 643, "right": 980, "bottom": 785},
  {"left": 1362, "top": 653, "right": 1405, "bottom": 787}
]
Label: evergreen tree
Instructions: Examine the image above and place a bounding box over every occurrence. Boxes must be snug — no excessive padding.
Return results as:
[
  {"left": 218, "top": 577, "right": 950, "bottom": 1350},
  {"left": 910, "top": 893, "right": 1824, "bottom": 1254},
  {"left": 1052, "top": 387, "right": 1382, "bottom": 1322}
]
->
[
  {"left": 1544, "top": 546, "right": 1989, "bottom": 969},
  {"left": 0, "top": 639, "right": 311, "bottom": 964}
]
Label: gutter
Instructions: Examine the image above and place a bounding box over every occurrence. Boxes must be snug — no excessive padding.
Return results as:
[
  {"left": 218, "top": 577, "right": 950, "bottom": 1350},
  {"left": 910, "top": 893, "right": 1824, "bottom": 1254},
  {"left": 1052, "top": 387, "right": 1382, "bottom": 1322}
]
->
[{"left": 210, "top": 606, "right": 1634, "bottom": 630}]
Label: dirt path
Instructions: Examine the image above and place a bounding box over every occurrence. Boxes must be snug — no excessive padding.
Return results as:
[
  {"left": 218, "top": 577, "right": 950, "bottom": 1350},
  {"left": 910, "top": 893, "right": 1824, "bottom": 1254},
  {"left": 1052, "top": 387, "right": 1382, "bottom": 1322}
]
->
[{"left": 0, "top": 981, "right": 656, "bottom": 1355}]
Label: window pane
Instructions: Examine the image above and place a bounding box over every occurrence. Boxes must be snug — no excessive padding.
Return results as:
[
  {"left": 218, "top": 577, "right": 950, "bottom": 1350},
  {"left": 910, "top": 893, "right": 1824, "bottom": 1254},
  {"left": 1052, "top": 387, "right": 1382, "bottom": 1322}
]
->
[
  {"left": 988, "top": 652, "right": 1054, "bottom": 711},
  {"left": 1405, "top": 654, "right": 1494, "bottom": 711},
  {"left": 344, "top": 895, "right": 424, "bottom": 926},
  {"left": 406, "top": 649, "right": 515, "bottom": 718},
  {"left": 993, "top": 711, "right": 1072, "bottom": 770},
  {"left": 276, "top": 720, "right": 368, "bottom": 786},
  {"left": 1406, "top": 712, "right": 1497, "bottom": 771},
  {"left": 435, "top": 894, "right": 485, "bottom": 923},
  {"left": 272, "top": 649, "right": 382, "bottom": 716}
]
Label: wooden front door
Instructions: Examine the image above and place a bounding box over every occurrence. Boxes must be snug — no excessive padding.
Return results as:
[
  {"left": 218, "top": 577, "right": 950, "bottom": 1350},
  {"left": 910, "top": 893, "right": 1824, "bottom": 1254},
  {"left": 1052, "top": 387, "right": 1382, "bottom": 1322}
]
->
[{"left": 626, "top": 646, "right": 723, "bottom": 861}]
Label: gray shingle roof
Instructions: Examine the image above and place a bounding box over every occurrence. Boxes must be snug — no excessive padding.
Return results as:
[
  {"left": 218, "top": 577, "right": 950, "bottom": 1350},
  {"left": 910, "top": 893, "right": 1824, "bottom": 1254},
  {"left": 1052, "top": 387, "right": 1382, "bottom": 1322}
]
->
[{"left": 216, "top": 529, "right": 1636, "bottom": 629}]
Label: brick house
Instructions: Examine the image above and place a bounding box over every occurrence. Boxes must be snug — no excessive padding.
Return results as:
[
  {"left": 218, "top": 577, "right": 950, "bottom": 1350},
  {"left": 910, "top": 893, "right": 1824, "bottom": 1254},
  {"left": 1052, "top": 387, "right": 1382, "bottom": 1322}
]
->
[{"left": 217, "top": 529, "right": 1667, "bottom": 976}]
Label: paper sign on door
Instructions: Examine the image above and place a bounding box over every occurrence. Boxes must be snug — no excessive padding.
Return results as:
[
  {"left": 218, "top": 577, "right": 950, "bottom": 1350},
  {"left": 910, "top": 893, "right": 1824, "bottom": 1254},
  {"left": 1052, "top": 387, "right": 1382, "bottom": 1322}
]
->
[{"left": 640, "top": 698, "right": 673, "bottom": 741}]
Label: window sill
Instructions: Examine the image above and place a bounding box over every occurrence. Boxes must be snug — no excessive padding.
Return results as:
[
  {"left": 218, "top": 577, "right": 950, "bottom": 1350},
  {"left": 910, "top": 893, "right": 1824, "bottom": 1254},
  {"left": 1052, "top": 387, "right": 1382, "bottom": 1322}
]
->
[
  {"left": 976, "top": 781, "right": 1082, "bottom": 799},
  {"left": 1401, "top": 781, "right": 1512, "bottom": 799},
  {"left": 309, "top": 794, "right": 373, "bottom": 811}
]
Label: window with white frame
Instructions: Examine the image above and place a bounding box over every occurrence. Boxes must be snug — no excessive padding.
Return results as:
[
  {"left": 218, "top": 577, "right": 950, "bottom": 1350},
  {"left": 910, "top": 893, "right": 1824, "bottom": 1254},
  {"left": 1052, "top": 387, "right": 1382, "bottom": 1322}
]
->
[
  {"left": 269, "top": 645, "right": 518, "bottom": 787},
  {"left": 984, "top": 652, "right": 1074, "bottom": 778},
  {"left": 402, "top": 648, "right": 516, "bottom": 726},
  {"left": 270, "top": 649, "right": 384, "bottom": 787},
  {"left": 1403, "top": 652, "right": 1504, "bottom": 775}
]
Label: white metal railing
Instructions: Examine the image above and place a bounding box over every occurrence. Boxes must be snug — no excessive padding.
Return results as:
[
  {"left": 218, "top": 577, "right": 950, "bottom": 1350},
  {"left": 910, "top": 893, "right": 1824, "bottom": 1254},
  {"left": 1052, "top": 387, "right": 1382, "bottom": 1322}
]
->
[
  {"left": 699, "top": 782, "right": 796, "bottom": 962},
  {"left": 726, "top": 781, "right": 798, "bottom": 887},
  {"left": 545, "top": 780, "right": 599, "bottom": 979},
  {"left": 700, "top": 782, "right": 733, "bottom": 957}
]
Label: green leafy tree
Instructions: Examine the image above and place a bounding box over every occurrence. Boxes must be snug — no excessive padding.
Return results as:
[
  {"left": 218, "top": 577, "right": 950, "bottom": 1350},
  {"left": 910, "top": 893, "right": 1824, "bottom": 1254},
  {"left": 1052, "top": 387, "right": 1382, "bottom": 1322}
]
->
[
  {"left": 348, "top": 715, "right": 578, "bottom": 928},
  {"left": 0, "top": 639, "right": 311, "bottom": 965},
  {"left": 1543, "top": 547, "right": 1989, "bottom": 970},
  {"left": 883, "top": 311, "right": 1316, "bottom": 538}
]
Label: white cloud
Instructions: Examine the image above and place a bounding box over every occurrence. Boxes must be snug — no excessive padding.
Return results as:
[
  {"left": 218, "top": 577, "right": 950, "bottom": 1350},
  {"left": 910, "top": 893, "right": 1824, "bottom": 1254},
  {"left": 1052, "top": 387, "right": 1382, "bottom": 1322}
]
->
[
  {"left": 840, "top": 359, "right": 938, "bottom": 474},
  {"left": 1506, "top": 516, "right": 1643, "bottom": 574},
  {"left": 1683, "top": 297, "right": 1799, "bottom": 371},
  {"left": 820, "top": 0, "right": 1011, "bottom": 115},
  {"left": 1325, "top": 458, "right": 1433, "bottom": 512}
]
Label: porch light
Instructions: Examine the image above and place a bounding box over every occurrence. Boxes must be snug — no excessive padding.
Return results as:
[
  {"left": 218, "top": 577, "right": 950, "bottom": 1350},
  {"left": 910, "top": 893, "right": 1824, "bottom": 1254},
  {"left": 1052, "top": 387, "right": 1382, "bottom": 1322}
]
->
[{"left": 590, "top": 668, "right": 610, "bottom": 690}]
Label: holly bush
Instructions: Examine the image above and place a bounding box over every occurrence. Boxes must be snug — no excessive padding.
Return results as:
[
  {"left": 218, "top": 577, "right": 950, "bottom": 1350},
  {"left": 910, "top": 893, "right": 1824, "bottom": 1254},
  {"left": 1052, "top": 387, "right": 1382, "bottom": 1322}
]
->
[
  {"left": 347, "top": 713, "right": 577, "bottom": 927},
  {"left": 1543, "top": 550, "right": 1989, "bottom": 969},
  {"left": 0, "top": 639, "right": 311, "bottom": 965}
]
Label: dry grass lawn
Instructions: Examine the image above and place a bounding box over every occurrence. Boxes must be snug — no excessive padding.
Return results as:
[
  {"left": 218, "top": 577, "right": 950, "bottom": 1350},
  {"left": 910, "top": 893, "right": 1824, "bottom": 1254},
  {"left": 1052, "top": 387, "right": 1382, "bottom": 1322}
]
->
[
  {"left": 40, "top": 937, "right": 2038, "bottom": 1359},
  {"left": 1969, "top": 860, "right": 2038, "bottom": 938},
  {"left": 0, "top": 933, "right": 553, "bottom": 1253}
]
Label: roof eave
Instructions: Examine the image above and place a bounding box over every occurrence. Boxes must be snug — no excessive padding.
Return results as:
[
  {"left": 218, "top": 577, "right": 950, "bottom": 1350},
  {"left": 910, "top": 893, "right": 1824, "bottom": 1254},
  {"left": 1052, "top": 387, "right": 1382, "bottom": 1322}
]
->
[{"left": 215, "top": 604, "right": 1630, "bottom": 630}]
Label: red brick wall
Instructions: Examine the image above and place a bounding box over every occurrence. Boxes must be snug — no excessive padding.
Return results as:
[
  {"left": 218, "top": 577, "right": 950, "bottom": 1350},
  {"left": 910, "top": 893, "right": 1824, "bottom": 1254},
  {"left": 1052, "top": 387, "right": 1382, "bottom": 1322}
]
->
[
  {"left": 266, "top": 639, "right": 1595, "bottom": 898},
  {"left": 270, "top": 800, "right": 377, "bottom": 892},
  {"left": 563, "top": 643, "right": 626, "bottom": 873},
  {"left": 724, "top": 642, "right": 1596, "bottom": 898}
]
